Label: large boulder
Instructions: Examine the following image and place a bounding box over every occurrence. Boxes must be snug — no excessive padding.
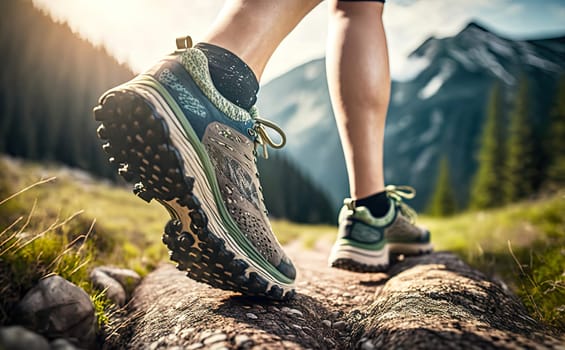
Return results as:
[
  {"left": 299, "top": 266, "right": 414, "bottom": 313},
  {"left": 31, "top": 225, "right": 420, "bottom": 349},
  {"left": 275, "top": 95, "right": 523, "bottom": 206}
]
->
[{"left": 14, "top": 275, "right": 96, "bottom": 347}]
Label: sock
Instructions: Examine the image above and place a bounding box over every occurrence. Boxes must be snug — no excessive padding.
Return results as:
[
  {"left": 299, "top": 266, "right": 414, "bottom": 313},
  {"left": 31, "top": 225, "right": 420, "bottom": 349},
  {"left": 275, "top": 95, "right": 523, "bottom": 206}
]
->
[
  {"left": 194, "top": 43, "right": 259, "bottom": 110},
  {"left": 356, "top": 191, "right": 391, "bottom": 218}
]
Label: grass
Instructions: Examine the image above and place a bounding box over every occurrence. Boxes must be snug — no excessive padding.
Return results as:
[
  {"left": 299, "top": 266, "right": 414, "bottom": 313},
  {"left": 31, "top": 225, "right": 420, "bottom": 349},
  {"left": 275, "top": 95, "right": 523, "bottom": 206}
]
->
[
  {"left": 0, "top": 157, "right": 170, "bottom": 328},
  {"left": 419, "top": 193, "right": 565, "bottom": 330},
  {"left": 1, "top": 156, "right": 563, "bottom": 332}
]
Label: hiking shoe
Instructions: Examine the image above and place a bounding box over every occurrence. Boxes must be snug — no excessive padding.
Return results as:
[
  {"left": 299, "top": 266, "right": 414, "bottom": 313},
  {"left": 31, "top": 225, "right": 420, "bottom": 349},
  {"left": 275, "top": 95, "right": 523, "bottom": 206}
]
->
[
  {"left": 329, "top": 185, "right": 432, "bottom": 272},
  {"left": 93, "top": 36, "right": 296, "bottom": 300}
]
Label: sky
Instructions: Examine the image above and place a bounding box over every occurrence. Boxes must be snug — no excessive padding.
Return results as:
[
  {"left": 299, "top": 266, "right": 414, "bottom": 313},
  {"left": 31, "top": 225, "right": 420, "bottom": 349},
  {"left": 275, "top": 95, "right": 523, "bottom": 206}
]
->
[{"left": 33, "top": 0, "right": 565, "bottom": 83}]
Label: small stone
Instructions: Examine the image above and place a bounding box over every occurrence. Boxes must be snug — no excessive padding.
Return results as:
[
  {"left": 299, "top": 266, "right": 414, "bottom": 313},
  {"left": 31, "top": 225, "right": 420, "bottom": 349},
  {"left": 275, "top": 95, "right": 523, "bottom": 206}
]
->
[
  {"left": 0, "top": 326, "right": 50, "bottom": 350},
  {"left": 322, "top": 320, "right": 332, "bottom": 328},
  {"left": 291, "top": 324, "right": 302, "bottom": 330},
  {"left": 209, "top": 344, "right": 229, "bottom": 350},
  {"left": 234, "top": 334, "right": 252, "bottom": 347},
  {"left": 288, "top": 308, "right": 304, "bottom": 317},
  {"left": 268, "top": 306, "right": 280, "bottom": 312},
  {"left": 90, "top": 269, "right": 126, "bottom": 306},
  {"left": 186, "top": 343, "right": 204, "bottom": 350},
  {"left": 203, "top": 333, "right": 227, "bottom": 345},
  {"left": 166, "top": 334, "right": 178, "bottom": 343},
  {"left": 50, "top": 338, "right": 78, "bottom": 350},
  {"left": 330, "top": 311, "right": 340, "bottom": 319},
  {"left": 149, "top": 337, "right": 165, "bottom": 350},
  {"left": 342, "top": 292, "right": 352, "bottom": 298},
  {"left": 199, "top": 330, "right": 213, "bottom": 341},
  {"left": 246, "top": 312, "right": 258, "bottom": 319},
  {"left": 332, "top": 320, "right": 347, "bottom": 331},
  {"left": 360, "top": 339, "right": 376, "bottom": 350},
  {"left": 15, "top": 276, "right": 96, "bottom": 346},
  {"left": 179, "top": 328, "right": 195, "bottom": 340},
  {"left": 96, "top": 266, "right": 141, "bottom": 295}
]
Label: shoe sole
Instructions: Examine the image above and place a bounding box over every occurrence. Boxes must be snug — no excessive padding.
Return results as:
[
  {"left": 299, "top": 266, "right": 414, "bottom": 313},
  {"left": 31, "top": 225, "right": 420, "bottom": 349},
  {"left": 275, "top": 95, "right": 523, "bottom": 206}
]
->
[
  {"left": 328, "top": 244, "right": 389, "bottom": 273},
  {"left": 388, "top": 242, "right": 433, "bottom": 256},
  {"left": 93, "top": 87, "right": 295, "bottom": 300}
]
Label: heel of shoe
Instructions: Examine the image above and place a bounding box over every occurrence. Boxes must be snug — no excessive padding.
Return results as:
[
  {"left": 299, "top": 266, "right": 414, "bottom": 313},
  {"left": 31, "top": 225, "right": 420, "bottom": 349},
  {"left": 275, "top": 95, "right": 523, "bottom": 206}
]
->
[{"left": 328, "top": 242, "right": 389, "bottom": 273}]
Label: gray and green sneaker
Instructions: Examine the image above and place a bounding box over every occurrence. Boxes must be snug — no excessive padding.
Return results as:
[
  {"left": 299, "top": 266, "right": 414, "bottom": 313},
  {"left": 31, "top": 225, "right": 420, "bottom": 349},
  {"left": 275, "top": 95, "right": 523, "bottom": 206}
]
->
[
  {"left": 329, "top": 185, "right": 432, "bottom": 272},
  {"left": 93, "top": 36, "right": 295, "bottom": 300}
]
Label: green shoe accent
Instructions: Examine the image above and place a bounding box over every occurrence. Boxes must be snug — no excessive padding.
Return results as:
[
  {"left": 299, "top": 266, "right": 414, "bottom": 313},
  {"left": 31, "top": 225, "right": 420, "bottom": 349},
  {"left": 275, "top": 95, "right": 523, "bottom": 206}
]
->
[{"left": 114, "top": 76, "right": 293, "bottom": 285}]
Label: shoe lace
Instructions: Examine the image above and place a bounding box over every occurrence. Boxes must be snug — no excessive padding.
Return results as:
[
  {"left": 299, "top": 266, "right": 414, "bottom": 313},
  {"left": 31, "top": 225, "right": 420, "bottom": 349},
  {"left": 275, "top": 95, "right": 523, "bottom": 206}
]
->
[
  {"left": 385, "top": 185, "right": 418, "bottom": 224},
  {"left": 249, "top": 108, "right": 286, "bottom": 159}
]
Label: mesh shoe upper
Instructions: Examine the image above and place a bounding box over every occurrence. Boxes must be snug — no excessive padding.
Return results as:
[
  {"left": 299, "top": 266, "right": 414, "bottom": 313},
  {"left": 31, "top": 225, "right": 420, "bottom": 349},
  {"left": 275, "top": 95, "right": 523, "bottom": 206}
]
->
[
  {"left": 157, "top": 48, "right": 296, "bottom": 280},
  {"left": 339, "top": 186, "right": 430, "bottom": 247}
]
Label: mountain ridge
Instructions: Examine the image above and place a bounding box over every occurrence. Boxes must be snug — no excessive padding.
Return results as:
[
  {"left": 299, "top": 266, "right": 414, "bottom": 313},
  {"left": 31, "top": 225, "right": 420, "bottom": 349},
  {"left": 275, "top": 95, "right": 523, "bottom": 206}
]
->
[{"left": 257, "top": 21, "right": 565, "bottom": 210}]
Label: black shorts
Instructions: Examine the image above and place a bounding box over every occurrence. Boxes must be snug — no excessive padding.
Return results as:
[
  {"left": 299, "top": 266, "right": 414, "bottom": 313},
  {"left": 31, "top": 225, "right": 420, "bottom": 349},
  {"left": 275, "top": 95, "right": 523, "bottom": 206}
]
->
[{"left": 339, "top": 0, "right": 385, "bottom": 2}]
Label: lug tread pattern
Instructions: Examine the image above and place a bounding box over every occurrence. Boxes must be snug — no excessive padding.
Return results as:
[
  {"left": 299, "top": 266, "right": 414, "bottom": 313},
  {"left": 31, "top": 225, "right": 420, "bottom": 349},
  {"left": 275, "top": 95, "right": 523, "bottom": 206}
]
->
[{"left": 94, "top": 90, "right": 294, "bottom": 300}]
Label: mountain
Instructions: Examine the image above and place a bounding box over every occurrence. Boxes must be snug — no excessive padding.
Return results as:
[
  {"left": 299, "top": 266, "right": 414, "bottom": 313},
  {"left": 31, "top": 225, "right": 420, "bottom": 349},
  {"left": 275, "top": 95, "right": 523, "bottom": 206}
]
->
[
  {"left": 257, "top": 22, "right": 565, "bottom": 209},
  {"left": 0, "top": 0, "right": 334, "bottom": 224}
]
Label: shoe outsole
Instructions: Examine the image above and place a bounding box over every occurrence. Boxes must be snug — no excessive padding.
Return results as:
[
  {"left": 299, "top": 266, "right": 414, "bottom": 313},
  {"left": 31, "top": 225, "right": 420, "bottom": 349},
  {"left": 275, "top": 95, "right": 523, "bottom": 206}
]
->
[
  {"left": 330, "top": 258, "right": 388, "bottom": 273},
  {"left": 93, "top": 90, "right": 294, "bottom": 301},
  {"left": 330, "top": 247, "right": 432, "bottom": 273}
]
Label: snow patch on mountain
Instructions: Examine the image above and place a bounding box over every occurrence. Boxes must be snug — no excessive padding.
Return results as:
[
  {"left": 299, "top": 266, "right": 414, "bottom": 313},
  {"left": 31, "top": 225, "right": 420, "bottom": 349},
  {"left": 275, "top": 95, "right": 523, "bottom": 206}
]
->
[
  {"left": 393, "top": 55, "right": 431, "bottom": 81},
  {"left": 418, "top": 61, "right": 455, "bottom": 99},
  {"left": 469, "top": 46, "right": 514, "bottom": 84}
]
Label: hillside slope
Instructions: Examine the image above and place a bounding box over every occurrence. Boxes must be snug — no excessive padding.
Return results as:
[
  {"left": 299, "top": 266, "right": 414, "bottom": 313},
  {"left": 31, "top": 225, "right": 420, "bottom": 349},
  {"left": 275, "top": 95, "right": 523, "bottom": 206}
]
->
[
  {"left": 257, "top": 22, "right": 565, "bottom": 209},
  {"left": 0, "top": 0, "right": 334, "bottom": 223}
]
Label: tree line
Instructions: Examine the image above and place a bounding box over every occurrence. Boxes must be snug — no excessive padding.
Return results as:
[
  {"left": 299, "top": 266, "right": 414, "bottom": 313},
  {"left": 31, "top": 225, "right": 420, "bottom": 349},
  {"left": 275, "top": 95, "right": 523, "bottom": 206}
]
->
[
  {"left": 428, "top": 76, "right": 565, "bottom": 216},
  {"left": 0, "top": 0, "right": 335, "bottom": 224}
]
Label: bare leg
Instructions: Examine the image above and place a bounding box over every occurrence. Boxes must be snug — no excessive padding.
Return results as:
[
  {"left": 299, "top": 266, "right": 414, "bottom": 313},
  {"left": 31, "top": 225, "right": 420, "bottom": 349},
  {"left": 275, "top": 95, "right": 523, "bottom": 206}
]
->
[
  {"left": 326, "top": 1, "right": 390, "bottom": 199},
  {"left": 203, "top": 0, "right": 321, "bottom": 80}
]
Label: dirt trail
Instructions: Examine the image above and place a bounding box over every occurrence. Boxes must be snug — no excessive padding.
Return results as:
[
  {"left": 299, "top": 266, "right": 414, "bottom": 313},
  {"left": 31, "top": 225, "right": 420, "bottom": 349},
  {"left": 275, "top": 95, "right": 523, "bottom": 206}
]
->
[{"left": 109, "top": 242, "right": 563, "bottom": 349}]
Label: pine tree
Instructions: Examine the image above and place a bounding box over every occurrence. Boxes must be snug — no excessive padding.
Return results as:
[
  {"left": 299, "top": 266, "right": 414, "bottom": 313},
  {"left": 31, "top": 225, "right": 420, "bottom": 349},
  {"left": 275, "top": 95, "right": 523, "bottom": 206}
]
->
[
  {"left": 546, "top": 76, "right": 565, "bottom": 187},
  {"left": 428, "top": 157, "right": 457, "bottom": 216},
  {"left": 470, "top": 83, "right": 505, "bottom": 209},
  {"left": 504, "top": 78, "right": 535, "bottom": 203}
]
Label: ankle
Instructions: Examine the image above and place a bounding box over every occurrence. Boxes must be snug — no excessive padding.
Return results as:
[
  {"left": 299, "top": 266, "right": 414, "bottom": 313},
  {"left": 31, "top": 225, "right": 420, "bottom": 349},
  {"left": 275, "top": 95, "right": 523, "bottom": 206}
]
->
[{"left": 355, "top": 191, "right": 391, "bottom": 218}]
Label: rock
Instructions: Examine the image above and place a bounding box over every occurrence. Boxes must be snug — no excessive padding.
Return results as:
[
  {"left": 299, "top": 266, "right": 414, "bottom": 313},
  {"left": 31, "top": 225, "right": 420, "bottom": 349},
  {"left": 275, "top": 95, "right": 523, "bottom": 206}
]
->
[
  {"left": 178, "top": 328, "right": 195, "bottom": 340},
  {"left": 90, "top": 268, "right": 126, "bottom": 306},
  {"left": 234, "top": 334, "right": 252, "bottom": 347},
  {"left": 322, "top": 320, "right": 332, "bottom": 328},
  {"left": 288, "top": 308, "right": 304, "bottom": 317},
  {"left": 245, "top": 313, "right": 258, "bottom": 320},
  {"left": 96, "top": 266, "right": 141, "bottom": 295},
  {"left": 0, "top": 326, "right": 50, "bottom": 350},
  {"left": 359, "top": 338, "right": 375, "bottom": 350},
  {"left": 50, "top": 338, "right": 79, "bottom": 350},
  {"left": 203, "top": 333, "right": 227, "bottom": 345},
  {"left": 332, "top": 320, "right": 347, "bottom": 331},
  {"left": 15, "top": 275, "right": 96, "bottom": 346},
  {"left": 186, "top": 342, "right": 204, "bottom": 350}
]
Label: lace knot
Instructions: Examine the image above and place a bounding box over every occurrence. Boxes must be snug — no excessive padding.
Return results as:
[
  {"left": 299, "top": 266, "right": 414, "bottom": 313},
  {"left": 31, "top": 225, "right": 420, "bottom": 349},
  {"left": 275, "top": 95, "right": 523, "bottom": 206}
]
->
[
  {"left": 385, "top": 185, "right": 418, "bottom": 223},
  {"left": 250, "top": 108, "right": 286, "bottom": 159}
]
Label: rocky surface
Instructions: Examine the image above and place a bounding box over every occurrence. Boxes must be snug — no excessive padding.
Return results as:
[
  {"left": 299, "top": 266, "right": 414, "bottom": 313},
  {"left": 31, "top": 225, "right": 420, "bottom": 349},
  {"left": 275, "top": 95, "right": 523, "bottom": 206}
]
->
[
  {"left": 14, "top": 275, "right": 96, "bottom": 347},
  {"left": 107, "top": 242, "right": 564, "bottom": 349}
]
